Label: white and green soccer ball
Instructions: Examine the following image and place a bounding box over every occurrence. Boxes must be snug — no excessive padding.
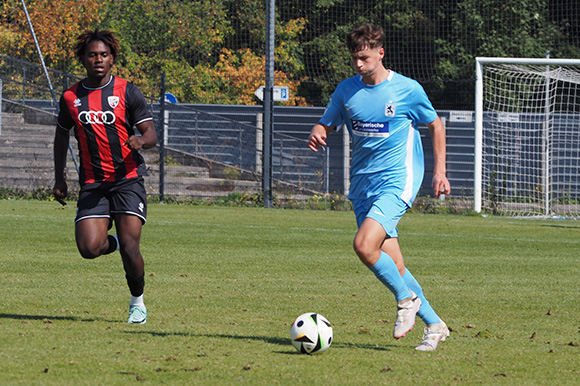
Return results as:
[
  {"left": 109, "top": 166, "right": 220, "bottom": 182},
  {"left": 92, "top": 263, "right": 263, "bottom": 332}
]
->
[{"left": 290, "top": 313, "right": 333, "bottom": 354}]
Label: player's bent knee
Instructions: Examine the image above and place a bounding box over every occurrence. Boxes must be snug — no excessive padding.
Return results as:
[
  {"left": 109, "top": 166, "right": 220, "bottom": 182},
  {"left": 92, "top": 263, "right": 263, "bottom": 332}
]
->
[
  {"left": 76, "top": 241, "right": 106, "bottom": 259},
  {"left": 352, "top": 239, "right": 375, "bottom": 266},
  {"left": 78, "top": 247, "right": 101, "bottom": 259}
]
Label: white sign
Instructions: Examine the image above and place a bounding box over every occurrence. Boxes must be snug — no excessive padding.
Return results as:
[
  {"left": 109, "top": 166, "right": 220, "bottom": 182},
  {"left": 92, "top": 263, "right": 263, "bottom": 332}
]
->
[
  {"left": 254, "top": 86, "right": 289, "bottom": 102},
  {"left": 449, "top": 111, "right": 473, "bottom": 123},
  {"left": 497, "top": 112, "right": 520, "bottom": 123}
]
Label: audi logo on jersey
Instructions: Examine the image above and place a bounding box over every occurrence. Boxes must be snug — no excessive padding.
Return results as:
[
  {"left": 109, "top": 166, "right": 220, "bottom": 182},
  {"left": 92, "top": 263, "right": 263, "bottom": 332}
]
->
[{"left": 78, "top": 111, "right": 116, "bottom": 125}]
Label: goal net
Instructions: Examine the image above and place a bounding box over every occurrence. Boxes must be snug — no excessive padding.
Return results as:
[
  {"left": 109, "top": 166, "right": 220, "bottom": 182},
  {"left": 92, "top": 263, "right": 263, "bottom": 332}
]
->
[{"left": 475, "top": 58, "right": 580, "bottom": 218}]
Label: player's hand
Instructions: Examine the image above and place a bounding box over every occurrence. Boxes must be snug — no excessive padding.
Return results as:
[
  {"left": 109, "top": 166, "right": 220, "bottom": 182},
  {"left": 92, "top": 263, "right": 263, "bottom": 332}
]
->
[
  {"left": 432, "top": 173, "right": 450, "bottom": 199},
  {"left": 308, "top": 132, "right": 327, "bottom": 152},
  {"left": 53, "top": 180, "right": 68, "bottom": 206},
  {"left": 123, "top": 135, "right": 144, "bottom": 150}
]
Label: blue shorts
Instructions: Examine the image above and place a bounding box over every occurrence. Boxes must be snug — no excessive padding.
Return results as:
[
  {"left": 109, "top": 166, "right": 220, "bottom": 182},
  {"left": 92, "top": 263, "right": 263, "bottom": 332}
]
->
[
  {"left": 351, "top": 192, "right": 409, "bottom": 238},
  {"left": 76, "top": 177, "right": 148, "bottom": 224}
]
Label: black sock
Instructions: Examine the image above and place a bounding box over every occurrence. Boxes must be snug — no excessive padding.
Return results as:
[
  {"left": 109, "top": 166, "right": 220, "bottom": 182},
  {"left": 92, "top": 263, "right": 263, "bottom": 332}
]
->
[
  {"left": 126, "top": 274, "right": 145, "bottom": 297},
  {"left": 103, "top": 235, "right": 118, "bottom": 255}
]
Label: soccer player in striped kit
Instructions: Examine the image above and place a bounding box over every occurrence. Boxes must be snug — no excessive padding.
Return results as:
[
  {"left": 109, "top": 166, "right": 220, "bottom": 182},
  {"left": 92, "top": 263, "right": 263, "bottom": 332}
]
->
[
  {"left": 53, "top": 29, "right": 157, "bottom": 324},
  {"left": 309, "top": 24, "right": 450, "bottom": 350}
]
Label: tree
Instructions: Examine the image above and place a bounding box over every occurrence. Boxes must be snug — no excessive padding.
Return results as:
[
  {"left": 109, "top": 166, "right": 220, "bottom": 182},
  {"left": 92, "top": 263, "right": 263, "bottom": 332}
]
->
[
  {"left": 2, "top": 0, "right": 579, "bottom": 108},
  {"left": 1, "top": 0, "right": 103, "bottom": 74},
  {"left": 428, "top": 0, "right": 579, "bottom": 109},
  {"left": 98, "top": 0, "right": 232, "bottom": 97}
]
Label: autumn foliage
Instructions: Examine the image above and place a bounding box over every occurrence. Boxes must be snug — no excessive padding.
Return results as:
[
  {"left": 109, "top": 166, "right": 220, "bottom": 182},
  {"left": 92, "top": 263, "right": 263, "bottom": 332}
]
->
[{"left": 0, "top": 0, "right": 309, "bottom": 106}]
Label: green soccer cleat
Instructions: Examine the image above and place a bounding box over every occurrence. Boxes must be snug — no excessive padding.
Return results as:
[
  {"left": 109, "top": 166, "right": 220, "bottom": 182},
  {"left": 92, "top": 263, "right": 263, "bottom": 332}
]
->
[{"left": 127, "top": 305, "right": 147, "bottom": 324}]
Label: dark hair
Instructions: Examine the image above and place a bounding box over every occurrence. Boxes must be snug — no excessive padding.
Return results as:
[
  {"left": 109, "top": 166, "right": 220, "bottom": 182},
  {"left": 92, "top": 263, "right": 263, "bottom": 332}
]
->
[
  {"left": 75, "top": 29, "right": 119, "bottom": 62},
  {"left": 346, "top": 24, "right": 384, "bottom": 53}
]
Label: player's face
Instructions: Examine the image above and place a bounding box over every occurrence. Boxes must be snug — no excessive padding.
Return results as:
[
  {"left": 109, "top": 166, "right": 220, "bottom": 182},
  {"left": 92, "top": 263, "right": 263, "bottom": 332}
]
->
[
  {"left": 350, "top": 46, "right": 384, "bottom": 78},
  {"left": 82, "top": 40, "right": 114, "bottom": 81}
]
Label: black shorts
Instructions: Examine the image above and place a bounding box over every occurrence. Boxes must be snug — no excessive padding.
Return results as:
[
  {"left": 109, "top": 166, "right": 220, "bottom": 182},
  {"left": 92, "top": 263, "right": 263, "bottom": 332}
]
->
[{"left": 75, "top": 177, "right": 148, "bottom": 224}]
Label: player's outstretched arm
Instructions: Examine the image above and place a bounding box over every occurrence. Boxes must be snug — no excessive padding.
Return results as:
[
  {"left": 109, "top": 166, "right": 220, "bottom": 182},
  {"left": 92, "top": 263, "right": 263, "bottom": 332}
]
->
[
  {"left": 426, "top": 116, "right": 450, "bottom": 198},
  {"left": 53, "top": 128, "right": 70, "bottom": 206},
  {"left": 308, "top": 123, "right": 333, "bottom": 152}
]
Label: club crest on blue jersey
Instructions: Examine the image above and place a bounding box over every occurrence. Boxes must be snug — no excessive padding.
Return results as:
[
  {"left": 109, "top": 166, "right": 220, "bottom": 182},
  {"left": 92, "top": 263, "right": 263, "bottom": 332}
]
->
[{"left": 385, "top": 104, "right": 395, "bottom": 117}]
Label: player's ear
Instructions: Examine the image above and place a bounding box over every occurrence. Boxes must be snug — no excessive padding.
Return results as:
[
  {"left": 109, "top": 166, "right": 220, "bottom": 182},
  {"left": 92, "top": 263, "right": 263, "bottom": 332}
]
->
[{"left": 378, "top": 47, "right": 385, "bottom": 59}]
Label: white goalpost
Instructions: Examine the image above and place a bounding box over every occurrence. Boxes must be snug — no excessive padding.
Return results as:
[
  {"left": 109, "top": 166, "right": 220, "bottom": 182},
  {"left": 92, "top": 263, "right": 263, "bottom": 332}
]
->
[{"left": 475, "top": 57, "right": 580, "bottom": 217}]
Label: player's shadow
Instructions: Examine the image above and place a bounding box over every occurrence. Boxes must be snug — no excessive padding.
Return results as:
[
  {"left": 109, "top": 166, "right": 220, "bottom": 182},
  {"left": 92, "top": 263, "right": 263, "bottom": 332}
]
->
[
  {"left": 542, "top": 223, "right": 580, "bottom": 229},
  {"left": 123, "top": 330, "right": 394, "bottom": 352},
  {"left": 0, "top": 314, "right": 395, "bottom": 352},
  {"left": 0, "top": 313, "right": 120, "bottom": 323},
  {"left": 124, "top": 330, "right": 289, "bottom": 346}
]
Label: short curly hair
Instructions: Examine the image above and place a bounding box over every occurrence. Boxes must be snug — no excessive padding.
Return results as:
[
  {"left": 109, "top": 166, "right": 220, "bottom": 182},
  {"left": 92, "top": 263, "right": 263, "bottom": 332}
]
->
[
  {"left": 346, "top": 24, "right": 384, "bottom": 54},
  {"left": 74, "top": 29, "right": 119, "bottom": 62}
]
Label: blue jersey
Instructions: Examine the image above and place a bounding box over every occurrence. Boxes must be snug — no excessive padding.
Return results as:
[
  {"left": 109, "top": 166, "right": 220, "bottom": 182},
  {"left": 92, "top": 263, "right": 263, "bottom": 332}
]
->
[{"left": 319, "top": 71, "right": 438, "bottom": 203}]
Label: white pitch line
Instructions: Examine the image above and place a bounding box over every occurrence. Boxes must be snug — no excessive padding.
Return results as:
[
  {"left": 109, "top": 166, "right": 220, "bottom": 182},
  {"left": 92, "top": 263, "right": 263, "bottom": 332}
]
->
[{"left": 1, "top": 213, "right": 577, "bottom": 244}]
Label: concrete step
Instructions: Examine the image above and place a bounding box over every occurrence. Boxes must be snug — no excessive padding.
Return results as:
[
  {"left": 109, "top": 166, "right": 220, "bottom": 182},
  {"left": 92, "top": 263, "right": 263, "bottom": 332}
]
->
[
  {"left": 0, "top": 143, "right": 53, "bottom": 156},
  {"left": 0, "top": 159, "right": 52, "bottom": 169},
  {"left": 0, "top": 155, "right": 211, "bottom": 176},
  {"left": 2, "top": 171, "right": 259, "bottom": 197},
  {"left": 1, "top": 126, "right": 54, "bottom": 136},
  {"left": 1, "top": 116, "right": 55, "bottom": 135},
  {"left": 1, "top": 112, "right": 25, "bottom": 125},
  {"left": 0, "top": 140, "right": 53, "bottom": 150},
  {"left": 143, "top": 176, "right": 260, "bottom": 198},
  {"left": 146, "top": 164, "right": 210, "bottom": 179},
  {"left": 0, "top": 174, "right": 55, "bottom": 189},
  {"left": 150, "top": 175, "right": 259, "bottom": 190}
]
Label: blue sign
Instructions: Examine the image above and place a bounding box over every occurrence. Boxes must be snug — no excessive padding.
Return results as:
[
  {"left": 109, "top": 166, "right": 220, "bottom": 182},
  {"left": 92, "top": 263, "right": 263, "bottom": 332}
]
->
[{"left": 164, "top": 93, "right": 178, "bottom": 104}]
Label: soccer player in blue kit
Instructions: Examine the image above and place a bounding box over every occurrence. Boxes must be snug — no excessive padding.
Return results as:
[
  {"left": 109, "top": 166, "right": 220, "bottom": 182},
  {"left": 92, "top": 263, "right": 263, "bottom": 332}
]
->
[{"left": 308, "top": 24, "right": 450, "bottom": 351}]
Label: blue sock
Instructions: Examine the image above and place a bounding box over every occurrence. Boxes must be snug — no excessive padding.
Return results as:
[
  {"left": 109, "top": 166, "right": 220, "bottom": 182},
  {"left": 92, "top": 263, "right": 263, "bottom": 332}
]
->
[
  {"left": 368, "top": 252, "right": 412, "bottom": 301},
  {"left": 403, "top": 269, "right": 441, "bottom": 325}
]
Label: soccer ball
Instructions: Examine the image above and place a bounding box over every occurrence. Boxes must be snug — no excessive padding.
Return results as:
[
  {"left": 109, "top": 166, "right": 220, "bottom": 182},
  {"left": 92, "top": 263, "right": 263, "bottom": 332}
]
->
[{"left": 290, "top": 313, "right": 333, "bottom": 354}]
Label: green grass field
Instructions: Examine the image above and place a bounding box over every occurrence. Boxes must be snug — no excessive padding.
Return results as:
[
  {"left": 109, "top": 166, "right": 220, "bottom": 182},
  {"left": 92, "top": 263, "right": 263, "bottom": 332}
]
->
[{"left": 1, "top": 200, "right": 578, "bottom": 385}]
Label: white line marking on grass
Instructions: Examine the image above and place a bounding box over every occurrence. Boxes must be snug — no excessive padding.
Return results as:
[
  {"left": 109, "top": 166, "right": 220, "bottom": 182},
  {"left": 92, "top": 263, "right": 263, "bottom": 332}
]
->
[
  {"left": 404, "top": 232, "right": 580, "bottom": 245},
  {"left": 2, "top": 214, "right": 577, "bottom": 244},
  {"left": 153, "top": 220, "right": 353, "bottom": 233}
]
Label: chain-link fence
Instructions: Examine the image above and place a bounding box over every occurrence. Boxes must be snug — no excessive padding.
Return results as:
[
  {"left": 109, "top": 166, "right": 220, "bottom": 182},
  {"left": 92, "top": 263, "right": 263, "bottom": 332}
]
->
[
  {"left": 1, "top": 1, "right": 579, "bottom": 206},
  {"left": 3, "top": 1, "right": 578, "bottom": 108}
]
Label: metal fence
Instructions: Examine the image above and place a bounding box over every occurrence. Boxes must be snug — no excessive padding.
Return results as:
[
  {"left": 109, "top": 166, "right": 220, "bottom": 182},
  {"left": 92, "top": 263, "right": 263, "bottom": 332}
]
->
[
  {"left": 0, "top": 92, "right": 477, "bottom": 205},
  {"left": 155, "top": 103, "right": 331, "bottom": 198},
  {"left": 2, "top": 1, "right": 579, "bottom": 208}
]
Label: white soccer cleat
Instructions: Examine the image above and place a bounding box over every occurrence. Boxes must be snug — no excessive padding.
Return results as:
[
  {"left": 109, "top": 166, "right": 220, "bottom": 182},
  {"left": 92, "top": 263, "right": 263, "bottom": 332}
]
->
[
  {"left": 415, "top": 321, "right": 449, "bottom": 351},
  {"left": 393, "top": 291, "right": 421, "bottom": 339},
  {"left": 127, "top": 305, "right": 147, "bottom": 324}
]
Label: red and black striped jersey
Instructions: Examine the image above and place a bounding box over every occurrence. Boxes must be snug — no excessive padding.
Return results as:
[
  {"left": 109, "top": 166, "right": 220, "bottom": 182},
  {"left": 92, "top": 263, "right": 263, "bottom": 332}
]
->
[{"left": 57, "top": 76, "right": 154, "bottom": 185}]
